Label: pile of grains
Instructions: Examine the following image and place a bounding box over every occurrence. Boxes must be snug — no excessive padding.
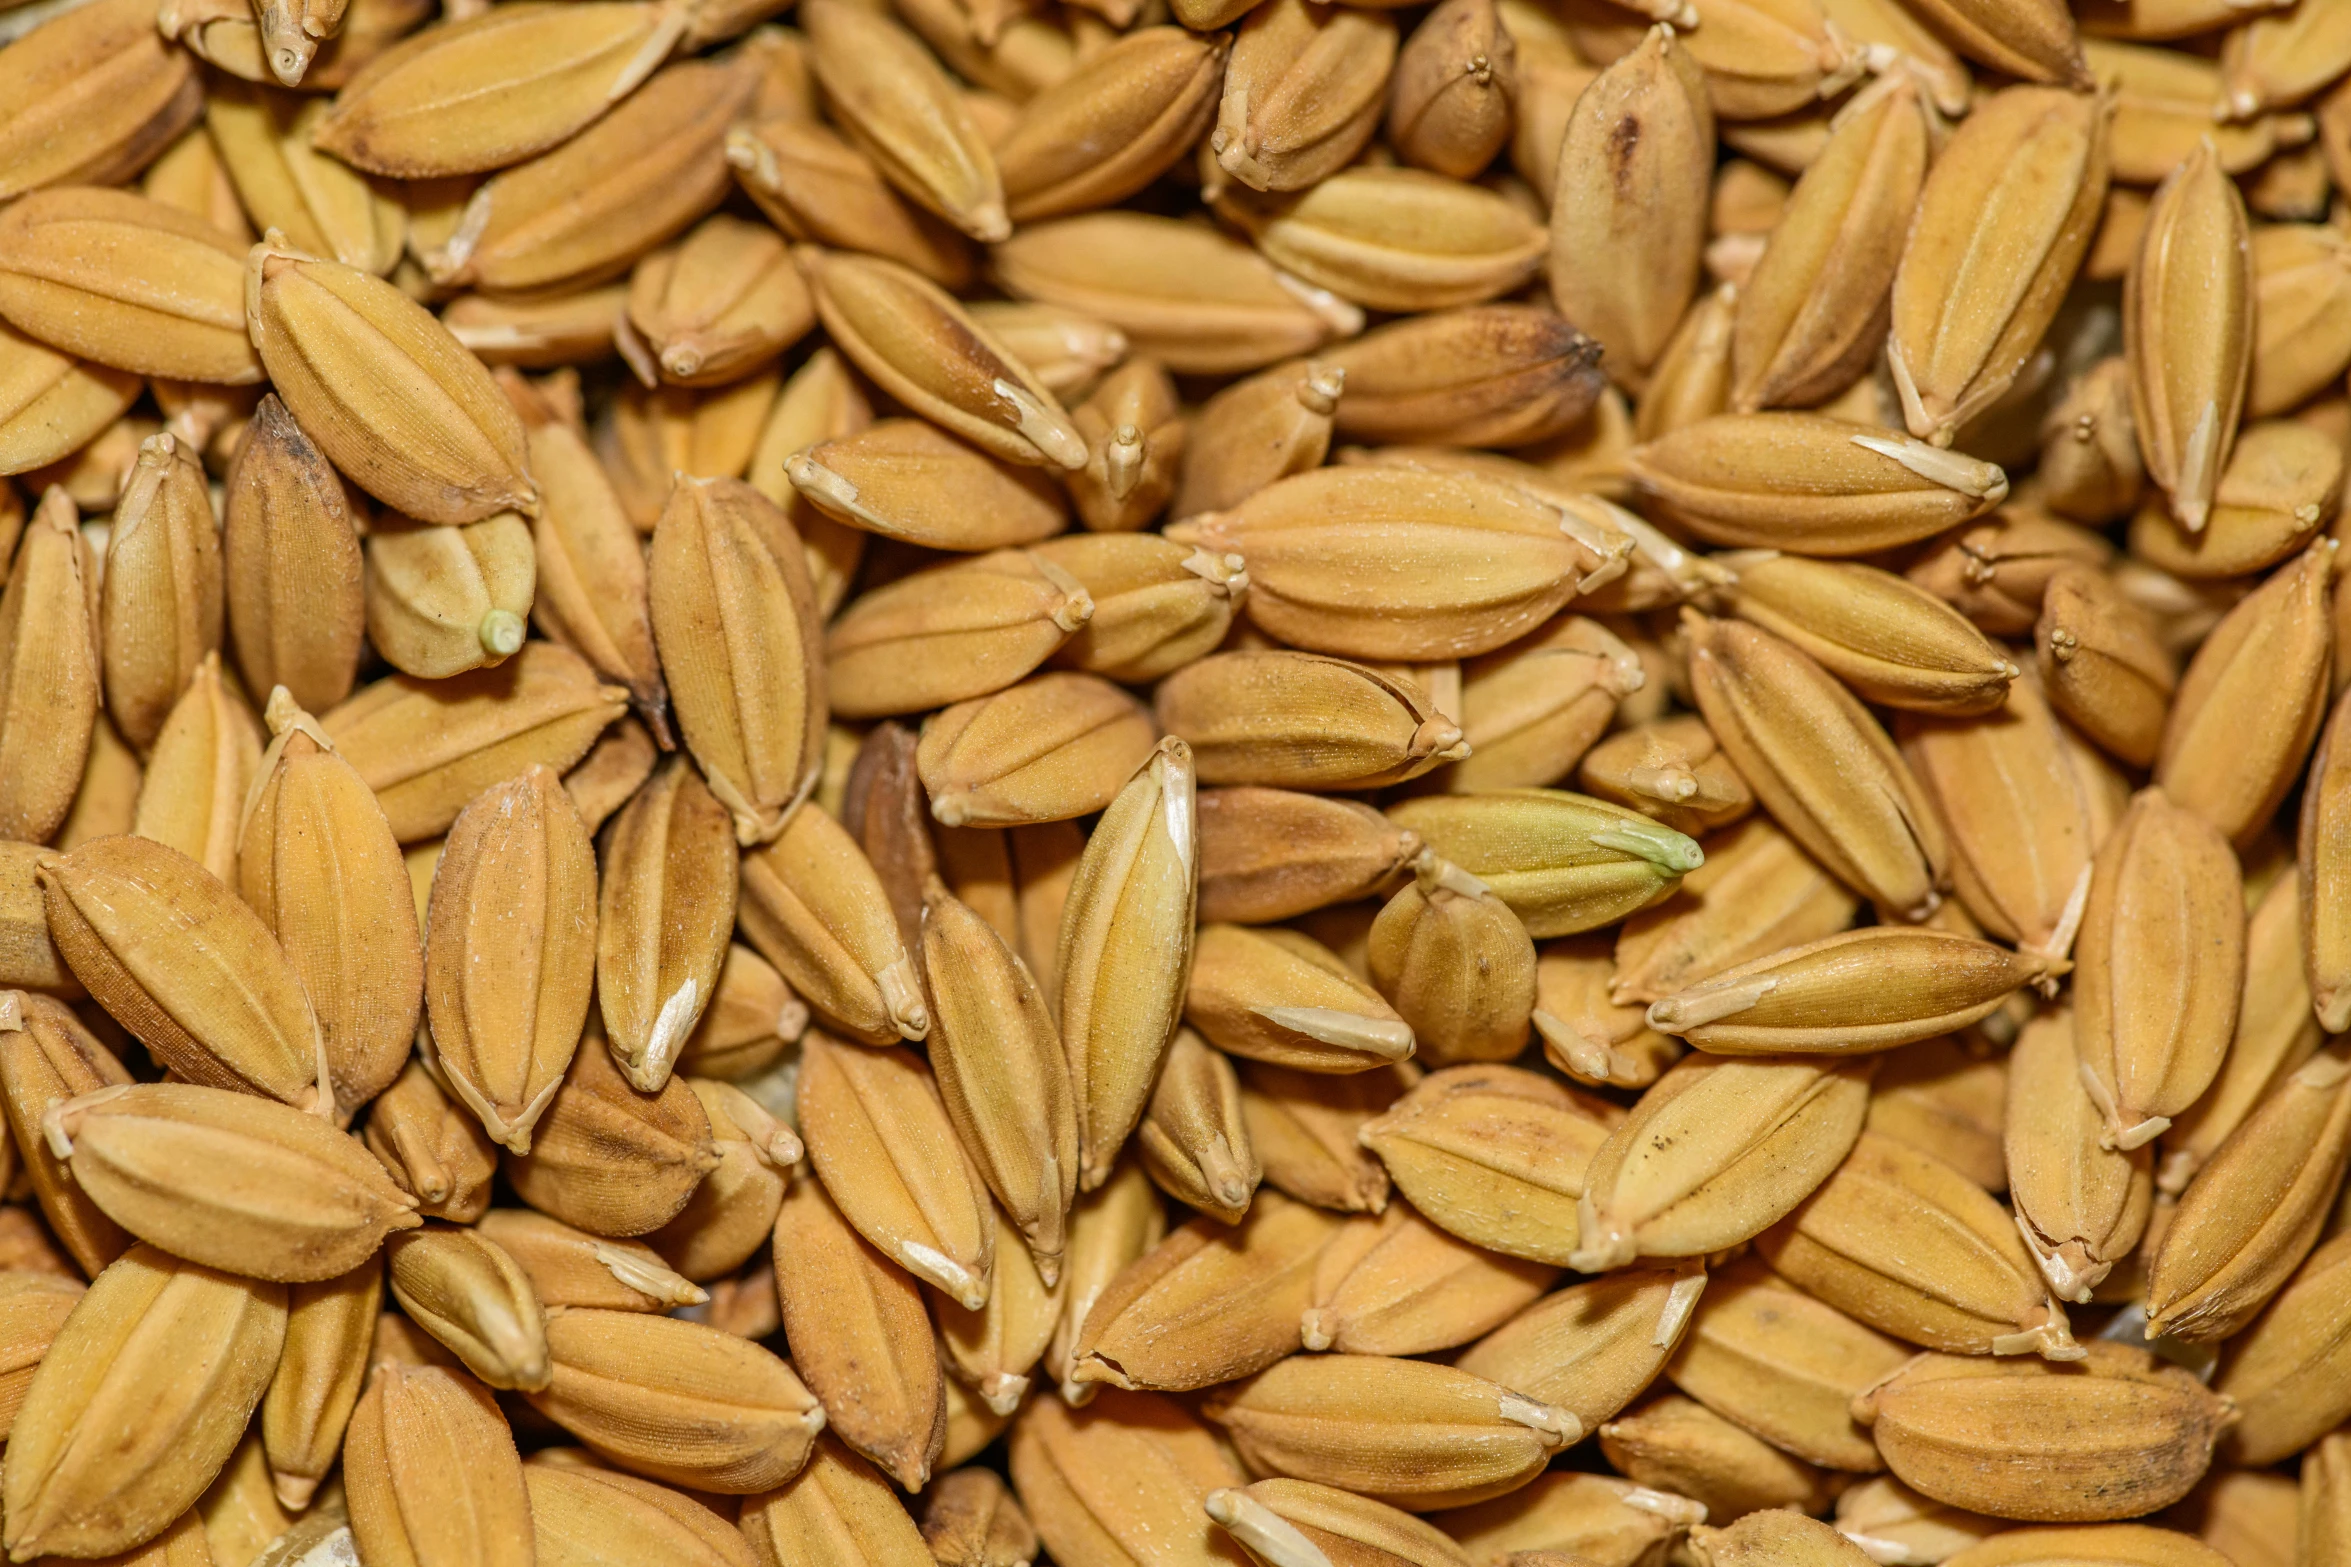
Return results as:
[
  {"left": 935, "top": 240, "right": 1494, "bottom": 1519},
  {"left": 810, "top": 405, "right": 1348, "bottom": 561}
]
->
[{"left": 0, "top": 0, "right": 2343, "bottom": 1560}]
